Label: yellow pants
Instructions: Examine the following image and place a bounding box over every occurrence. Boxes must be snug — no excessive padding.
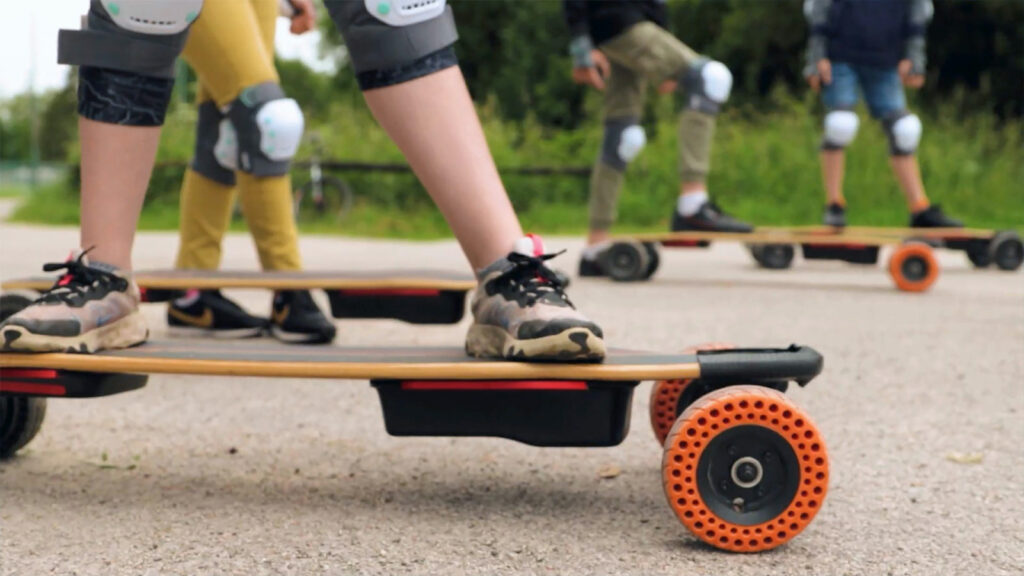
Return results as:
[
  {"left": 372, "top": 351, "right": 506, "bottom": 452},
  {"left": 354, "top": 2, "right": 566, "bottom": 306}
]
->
[{"left": 175, "top": 0, "right": 302, "bottom": 271}]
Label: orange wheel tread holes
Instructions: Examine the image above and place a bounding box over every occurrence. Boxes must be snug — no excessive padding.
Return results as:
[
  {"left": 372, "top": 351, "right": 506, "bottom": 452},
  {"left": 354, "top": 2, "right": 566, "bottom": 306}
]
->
[{"left": 661, "top": 385, "right": 829, "bottom": 552}]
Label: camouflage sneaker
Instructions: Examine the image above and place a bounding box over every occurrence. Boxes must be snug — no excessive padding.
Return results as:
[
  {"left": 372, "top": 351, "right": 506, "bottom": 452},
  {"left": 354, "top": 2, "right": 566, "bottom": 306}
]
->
[
  {"left": 466, "top": 237, "right": 606, "bottom": 362},
  {"left": 0, "top": 251, "right": 148, "bottom": 353}
]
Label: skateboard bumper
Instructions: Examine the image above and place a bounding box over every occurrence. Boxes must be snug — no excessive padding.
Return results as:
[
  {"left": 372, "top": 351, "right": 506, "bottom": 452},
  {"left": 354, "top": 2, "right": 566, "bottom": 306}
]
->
[{"left": 0, "top": 368, "right": 147, "bottom": 398}]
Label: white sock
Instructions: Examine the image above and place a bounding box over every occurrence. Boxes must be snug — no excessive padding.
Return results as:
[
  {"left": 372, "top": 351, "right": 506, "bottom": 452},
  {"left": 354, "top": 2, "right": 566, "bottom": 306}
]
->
[
  {"left": 677, "top": 191, "right": 709, "bottom": 217},
  {"left": 582, "top": 241, "right": 612, "bottom": 261}
]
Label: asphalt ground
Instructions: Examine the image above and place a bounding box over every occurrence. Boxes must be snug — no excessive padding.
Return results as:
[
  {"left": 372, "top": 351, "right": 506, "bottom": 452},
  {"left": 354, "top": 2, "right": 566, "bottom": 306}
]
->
[{"left": 1, "top": 207, "right": 1022, "bottom": 575}]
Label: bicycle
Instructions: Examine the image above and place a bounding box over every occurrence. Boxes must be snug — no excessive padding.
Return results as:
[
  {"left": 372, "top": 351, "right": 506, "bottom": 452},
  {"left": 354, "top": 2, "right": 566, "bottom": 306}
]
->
[{"left": 293, "top": 131, "right": 354, "bottom": 222}]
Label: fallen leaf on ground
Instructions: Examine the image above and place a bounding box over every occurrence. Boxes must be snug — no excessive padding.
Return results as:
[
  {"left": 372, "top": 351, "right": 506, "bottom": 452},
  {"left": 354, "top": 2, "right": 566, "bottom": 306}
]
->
[{"left": 945, "top": 452, "right": 984, "bottom": 465}]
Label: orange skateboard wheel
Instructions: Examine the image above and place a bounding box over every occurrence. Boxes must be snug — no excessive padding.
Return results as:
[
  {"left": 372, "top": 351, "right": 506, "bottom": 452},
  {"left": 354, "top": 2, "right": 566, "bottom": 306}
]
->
[
  {"left": 650, "top": 343, "right": 735, "bottom": 446},
  {"left": 662, "top": 385, "right": 829, "bottom": 552},
  {"left": 888, "top": 242, "right": 939, "bottom": 292}
]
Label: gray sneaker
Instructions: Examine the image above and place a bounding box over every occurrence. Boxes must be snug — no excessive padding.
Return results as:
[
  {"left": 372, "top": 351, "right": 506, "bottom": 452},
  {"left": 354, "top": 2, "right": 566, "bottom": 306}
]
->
[
  {"left": 0, "top": 251, "right": 148, "bottom": 353},
  {"left": 466, "top": 238, "right": 605, "bottom": 362}
]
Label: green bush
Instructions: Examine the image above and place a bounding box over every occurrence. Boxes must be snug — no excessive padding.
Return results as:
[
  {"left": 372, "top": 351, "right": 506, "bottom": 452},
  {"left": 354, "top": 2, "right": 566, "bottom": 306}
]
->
[{"left": 16, "top": 94, "right": 1023, "bottom": 237}]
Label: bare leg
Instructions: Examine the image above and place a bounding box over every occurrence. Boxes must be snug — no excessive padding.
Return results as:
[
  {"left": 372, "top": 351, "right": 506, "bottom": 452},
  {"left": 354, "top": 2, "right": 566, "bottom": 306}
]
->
[
  {"left": 586, "top": 230, "right": 611, "bottom": 246},
  {"left": 821, "top": 150, "right": 846, "bottom": 206},
  {"left": 79, "top": 118, "right": 161, "bottom": 271},
  {"left": 890, "top": 154, "right": 929, "bottom": 212},
  {"left": 680, "top": 180, "right": 706, "bottom": 197},
  {"left": 362, "top": 68, "right": 522, "bottom": 270}
]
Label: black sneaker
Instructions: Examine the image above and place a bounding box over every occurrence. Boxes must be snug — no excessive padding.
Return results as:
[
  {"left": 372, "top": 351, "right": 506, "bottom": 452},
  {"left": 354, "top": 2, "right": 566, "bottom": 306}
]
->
[
  {"left": 910, "top": 204, "right": 963, "bottom": 228},
  {"left": 167, "top": 290, "right": 265, "bottom": 339},
  {"left": 578, "top": 256, "right": 606, "bottom": 278},
  {"left": 823, "top": 203, "right": 847, "bottom": 228},
  {"left": 671, "top": 201, "right": 754, "bottom": 233},
  {"left": 270, "top": 290, "right": 336, "bottom": 344}
]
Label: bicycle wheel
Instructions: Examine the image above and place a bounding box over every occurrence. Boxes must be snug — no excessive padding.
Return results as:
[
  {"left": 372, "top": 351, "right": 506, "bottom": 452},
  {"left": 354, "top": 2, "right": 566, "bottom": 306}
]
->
[{"left": 294, "top": 176, "right": 354, "bottom": 223}]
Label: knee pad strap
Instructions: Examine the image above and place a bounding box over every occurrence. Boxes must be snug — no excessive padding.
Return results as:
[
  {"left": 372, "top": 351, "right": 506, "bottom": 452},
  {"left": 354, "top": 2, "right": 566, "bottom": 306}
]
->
[{"left": 191, "top": 102, "right": 237, "bottom": 186}]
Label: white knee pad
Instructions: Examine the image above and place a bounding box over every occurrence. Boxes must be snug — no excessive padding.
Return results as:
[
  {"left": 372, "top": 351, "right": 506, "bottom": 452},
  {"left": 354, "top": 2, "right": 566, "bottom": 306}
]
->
[
  {"left": 600, "top": 120, "right": 646, "bottom": 171},
  {"left": 822, "top": 110, "right": 860, "bottom": 149},
  {"left": 684, "top": 59, "right": 733, "bottom": 114},
  {"left": 617, "top": 125, "right": 647, "bottom": 164},
  {"left": 365, "top": 0, "right": 446, "bottom": 26},
  {"left": 105, "top": 0, "right": 204, "bottom": 35},
  {"left": 225, "top": 83, "right": 304, "bottom": 177},
  {"left": 701, "top": 61, "right": 733, "bottom": 104},
  {"left": 886, "top": 113, "right": 922, "bottom": 155},
  {"left": 255, "top": 99, "right": 305, "bottom": 162}
]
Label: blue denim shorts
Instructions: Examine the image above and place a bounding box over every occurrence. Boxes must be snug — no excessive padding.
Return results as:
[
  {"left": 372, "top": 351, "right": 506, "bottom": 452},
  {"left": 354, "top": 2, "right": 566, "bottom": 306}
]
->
[{"left": 822, "top": 61, "right": 906, "bottom": 119}]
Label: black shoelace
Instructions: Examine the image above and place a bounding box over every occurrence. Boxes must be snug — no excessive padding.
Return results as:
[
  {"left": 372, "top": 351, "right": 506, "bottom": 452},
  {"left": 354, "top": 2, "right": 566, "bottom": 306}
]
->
[
  {"left": 36, "top": 251, "right": 127, "bottom": 307},
  {"left": 490, "top": 252, "right": 573, "bottom": 308}
]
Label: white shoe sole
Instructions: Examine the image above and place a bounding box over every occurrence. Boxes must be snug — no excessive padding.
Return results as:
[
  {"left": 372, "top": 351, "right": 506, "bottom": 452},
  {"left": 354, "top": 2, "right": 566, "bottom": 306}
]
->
[
  {"left": 1, "top": 311, "right": 149, "bottom": 353},
  {"left": 465, "top": 324, "right": 606, "bottom": 362}
]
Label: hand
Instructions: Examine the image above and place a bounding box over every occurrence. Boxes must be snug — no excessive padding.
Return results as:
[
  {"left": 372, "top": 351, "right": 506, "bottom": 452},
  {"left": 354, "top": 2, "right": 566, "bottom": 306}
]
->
[
  {"left": 288, "top": 0, "right": 316, "bottom": 35},
  {"left": 571, "top": 50, "right": 610, "bottom": 91},
  {"left": 807, "top": 59, "right": 831, "bottom": 93},
  {"left": 898, "top": 59, "right": 925, "bottom": 89}
]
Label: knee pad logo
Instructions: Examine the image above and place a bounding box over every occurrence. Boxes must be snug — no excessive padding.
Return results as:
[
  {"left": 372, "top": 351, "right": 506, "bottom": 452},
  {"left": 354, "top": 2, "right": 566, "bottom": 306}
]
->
[
  {"left": 365, "top": 0, "right": 446, "bottom": 27},
  {"left": 104, "top": 0, "right": 203, "bottom": 35}
]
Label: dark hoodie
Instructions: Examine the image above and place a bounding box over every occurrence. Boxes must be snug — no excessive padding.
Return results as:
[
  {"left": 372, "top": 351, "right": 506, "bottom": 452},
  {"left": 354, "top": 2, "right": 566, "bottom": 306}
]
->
[
  {"left": 563, "top": 0, "right": 669, "bottom": 46},
  {"left": 805, "top": 0, "right": 933, "bottom": 74}
]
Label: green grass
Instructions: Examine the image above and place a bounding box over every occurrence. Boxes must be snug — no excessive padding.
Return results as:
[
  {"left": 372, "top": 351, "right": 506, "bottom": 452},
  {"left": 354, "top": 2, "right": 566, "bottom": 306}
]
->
[
  {"left": 0, "top": 185, "right": 31, "bottom": 198},
  {"left": 9, "top": 98, "right": 1023, "bottom": 237}
]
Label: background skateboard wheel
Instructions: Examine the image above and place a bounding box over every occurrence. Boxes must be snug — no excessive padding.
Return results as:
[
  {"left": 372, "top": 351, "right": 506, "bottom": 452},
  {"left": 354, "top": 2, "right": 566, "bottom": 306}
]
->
[
  {"left": 750, "top": 244, "right": 795, "bottom": 270},
  {"left": 650, "top": 343, "right": 735, "bottom": 445},
  {"left": 0, "top": 397, "right": 47, "bottom": 460},
  {"left": 888, "top": 242, "right": 939, "bottom": 292},
  {"left": 600, "top": 241, "right": 651, "bottom": 282},
  {"left": 641, "top": 242, "right": 661, "bottom": 280},
  {"left": 0, "top": 293, "right": 34, "bottom": 323},
  {"left": 988, "top": 231, "right": 1023, "bottom": 271},
  {"left": 662, "top": 385, "right": 828, "bottom": 553}
]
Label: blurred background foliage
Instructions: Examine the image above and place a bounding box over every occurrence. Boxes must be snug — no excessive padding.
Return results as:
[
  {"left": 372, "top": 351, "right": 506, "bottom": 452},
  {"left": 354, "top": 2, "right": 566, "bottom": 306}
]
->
[{"left": 3, "top": 0, "right": 1021, "bottom": 235}]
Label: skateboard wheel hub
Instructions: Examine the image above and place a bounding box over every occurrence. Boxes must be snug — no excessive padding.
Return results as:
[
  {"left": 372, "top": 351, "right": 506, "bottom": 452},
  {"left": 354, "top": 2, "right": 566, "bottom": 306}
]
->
[{"left": 731, "top": 456, "right": 764, "bottom": 488}]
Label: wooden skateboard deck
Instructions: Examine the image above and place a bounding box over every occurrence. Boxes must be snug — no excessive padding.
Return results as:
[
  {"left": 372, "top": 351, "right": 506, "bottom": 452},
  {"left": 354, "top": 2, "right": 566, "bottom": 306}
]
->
[
  {"left": 0, "top": 339, "right": 707, "bottom": 382},
  {"left": 0, "top": 269, "right": 477, "bottom": 325},
  {"left": 0, "top": 342, "right": 827, "bottom": 552},
  {"left": 1, "top": 269, "right": 476, "bottom": 292}
]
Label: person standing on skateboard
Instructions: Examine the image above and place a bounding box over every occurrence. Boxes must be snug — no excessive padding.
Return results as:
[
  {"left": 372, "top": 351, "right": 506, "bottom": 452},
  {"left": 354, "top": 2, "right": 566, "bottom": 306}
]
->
[
  {"left": 0, "top": 0, "right": 605, "bottom": 362},
  {"left": 565, "top": 0, "right": 754, "bottom": 278},
  {"left": 804, "top": 0, "right": 963, "bottom": 228},
  {"left": 168, "top": 0, "right": 335, "bottom": 345}
]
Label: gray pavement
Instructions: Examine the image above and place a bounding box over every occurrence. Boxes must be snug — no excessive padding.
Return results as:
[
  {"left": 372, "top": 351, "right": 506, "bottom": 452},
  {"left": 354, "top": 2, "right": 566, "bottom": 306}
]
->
[{"left": 1, "top": 205, "right": 1022, "bottom": 575}]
